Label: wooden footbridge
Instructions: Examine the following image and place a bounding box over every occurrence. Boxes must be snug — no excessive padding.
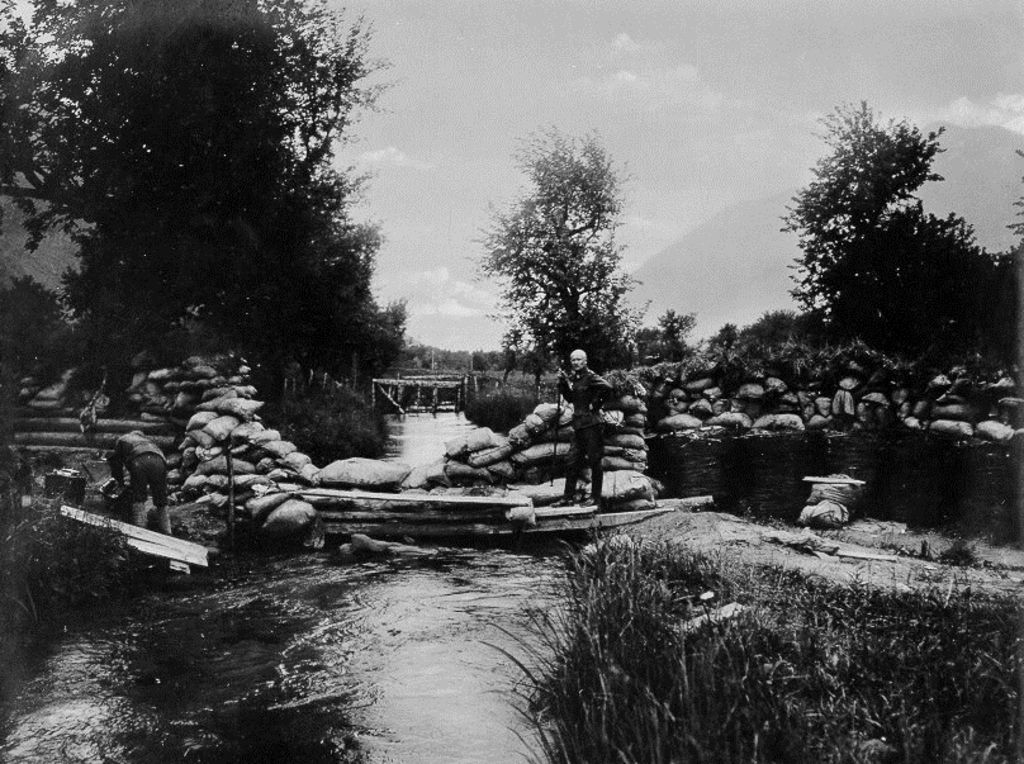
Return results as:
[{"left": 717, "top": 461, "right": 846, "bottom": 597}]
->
[{"left": 371, "top": 374, "right": 467, "bottom": 415}]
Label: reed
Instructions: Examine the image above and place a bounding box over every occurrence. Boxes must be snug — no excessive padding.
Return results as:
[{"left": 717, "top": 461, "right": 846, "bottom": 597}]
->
[{"left": 519, "top": 539, "right": 1021, "bottom": 763}]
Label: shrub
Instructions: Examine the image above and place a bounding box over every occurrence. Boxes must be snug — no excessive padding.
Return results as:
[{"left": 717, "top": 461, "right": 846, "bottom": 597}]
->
[
  {"left": 264, "top": 386, "right": 388, "bottom": 466},
  {"left": 464, "top": 389, "right": 538, "bottom": 433}
]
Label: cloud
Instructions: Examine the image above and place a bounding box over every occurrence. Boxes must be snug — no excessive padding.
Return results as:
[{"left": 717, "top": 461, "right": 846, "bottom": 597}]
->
[
  {"left": 575, "top": 62, "right": 723, "bottom": 114},
  {"left": 356, "top": 146, "right": 435, "bottom": 170},
  {"left": 934, "top": 94, "right": 1024, "bottom": 135},
  {"left": 611, "top": 32, "right": 638, "bottom": 53}
]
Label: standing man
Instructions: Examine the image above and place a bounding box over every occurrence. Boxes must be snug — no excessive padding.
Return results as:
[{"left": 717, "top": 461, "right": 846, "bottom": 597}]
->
[
  {"left": 108, "top": 430, "right": 171, "bottom": 535},
  {"left": 556, "top": 349, "right": 613, "bottom": 509}
]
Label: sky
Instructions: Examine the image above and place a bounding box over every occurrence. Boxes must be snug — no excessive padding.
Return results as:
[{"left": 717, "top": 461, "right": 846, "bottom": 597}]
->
[{"left": 330, "top": 0, "right": 1024, "bottom": 350}]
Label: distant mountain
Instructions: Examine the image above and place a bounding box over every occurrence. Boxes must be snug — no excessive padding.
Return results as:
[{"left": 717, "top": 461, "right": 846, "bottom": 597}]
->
[
  {"left": 0, "top": 197, "right": 78, "bottom": 290},
  {"left": 631, "top": 124, "right": 1023, "bottom": 338},
  {"left": 630, "top": 191, "right": 800, "bottom": 338},
  {"left": 919, "top": 123, "right": 1022, "bottom": 254}
]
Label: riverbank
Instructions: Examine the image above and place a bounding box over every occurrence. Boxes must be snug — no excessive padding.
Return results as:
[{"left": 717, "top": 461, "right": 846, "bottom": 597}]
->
[{"left": 521, "top": 515, "right": 1023, "bottom": 763}]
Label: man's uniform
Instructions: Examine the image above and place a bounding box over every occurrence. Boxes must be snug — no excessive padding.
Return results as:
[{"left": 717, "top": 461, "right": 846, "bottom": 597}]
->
[
  {"left": 558, "top": 366, "right": 613, "bottom": 507},
  {"left": 109, "top": 430, "right": 171, "bottom": 534}
]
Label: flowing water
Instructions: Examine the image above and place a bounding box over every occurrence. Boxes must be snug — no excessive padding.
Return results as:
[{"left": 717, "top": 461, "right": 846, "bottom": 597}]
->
[{"left": 0, "top": 413, "right": 566, "bottom": 764}]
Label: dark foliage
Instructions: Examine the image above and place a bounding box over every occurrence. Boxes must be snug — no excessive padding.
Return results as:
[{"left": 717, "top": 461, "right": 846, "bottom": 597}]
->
[
  {"left": 265, "top": 386, "right": 388, "bottom": 465},
  {"left": 0, "top": 0, "right": 405, "bottom": 398},
  {"left": 464, "top": 388, "right": 539, "bottom": 433}
]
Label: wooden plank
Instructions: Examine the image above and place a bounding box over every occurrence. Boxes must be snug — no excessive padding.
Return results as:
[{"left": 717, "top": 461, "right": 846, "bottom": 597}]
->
[
  {"left": 294, "top": 487, "right": 532, "bottom": 507},
  {"left": 60, "top": 506, "right": 208, "bottom": 567},
  {"left": 16, "top": 431, "right": 177, "bottom": 450},
  {"left": 533, "top": 505, "right": 597, "bottom": 519},
  {"left": 801, "top": 476, "right": 867, "bottom": 485},
  {"left": 15, "top": 417, "right": 175, "bottom": 435},
  {"left": 323, "top": 521, "right": 508, "bottom": 538},
  {"left": 836, "top": 549, "right": 898, "bottom": 562},
  {"left": 322, "top": 506, "right": 678, "bottom": 539},
  {"left": 317, "top": 508, "right": 510, "bottom": 523}
]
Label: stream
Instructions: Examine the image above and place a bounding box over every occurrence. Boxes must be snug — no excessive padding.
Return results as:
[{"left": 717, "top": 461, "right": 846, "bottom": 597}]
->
[{"left": 0, "top": 413, "right": 565, "bottom": 764}]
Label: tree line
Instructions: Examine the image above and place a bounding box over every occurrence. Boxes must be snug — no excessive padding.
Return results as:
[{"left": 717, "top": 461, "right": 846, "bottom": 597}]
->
[{"left": 481, "top": 107, "right": 1021, "bottom": 374}]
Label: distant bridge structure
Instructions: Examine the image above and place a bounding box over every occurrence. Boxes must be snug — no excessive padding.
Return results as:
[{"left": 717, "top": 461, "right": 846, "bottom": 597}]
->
[{"left": 370, "top": 371, "right": 508, "bottom": 416}]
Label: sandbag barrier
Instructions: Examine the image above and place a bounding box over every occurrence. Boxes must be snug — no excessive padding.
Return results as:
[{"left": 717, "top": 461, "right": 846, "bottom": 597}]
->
[
  {"left": 434, "top": 396, "right": 659, "bottom": 510},
  {"left": 651, "top": 367, "right": 1023, "bottom": 447}
]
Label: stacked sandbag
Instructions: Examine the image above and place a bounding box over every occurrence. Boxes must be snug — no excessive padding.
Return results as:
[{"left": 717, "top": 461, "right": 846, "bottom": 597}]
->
[
  {"left": 645, "top": 365, "right": 1024, "bottom": 446},
  {"left": 442, "top": 404, "right": 575, "bottom": 486},
  {"left": 175, "top": 397, "right": 323, "bottom": 534},
  {"left": 601, "top": 391, "right": 650, "bottom": 473},
  {"left": 797, "top": 476, "right": 864, "bottom": 529},
  {"left": 125, "top": 354, "right": 255, "bottom": 426},
  {"left": 20, "top": 368, "right": 77, "bottom": 412}
]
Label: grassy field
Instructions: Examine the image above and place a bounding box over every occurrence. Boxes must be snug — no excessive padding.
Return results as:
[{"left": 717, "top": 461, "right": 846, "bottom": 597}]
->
[{"left": 516, "top": 537, "right": 1021, "bottom": 763}]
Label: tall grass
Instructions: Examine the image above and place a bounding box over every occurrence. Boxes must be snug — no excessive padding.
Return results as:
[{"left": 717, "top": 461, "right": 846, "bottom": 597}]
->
[
  {"left": 519, "top": 539, "right": 1020, "bottom": 763},
  {"left": 1, "top": 492, "right": 131, "bottom": 704}
]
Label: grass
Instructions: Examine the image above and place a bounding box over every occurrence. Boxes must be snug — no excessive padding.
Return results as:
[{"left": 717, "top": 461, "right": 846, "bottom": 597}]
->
[
  {"left": 1, "top": 488, "right": 133, "bottom": 705},
  {"left": 515, "top": 538, "right": 1021, "bottom": 763}
]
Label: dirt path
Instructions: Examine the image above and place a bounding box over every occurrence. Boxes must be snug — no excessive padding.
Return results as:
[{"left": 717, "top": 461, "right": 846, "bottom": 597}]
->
[{"left": 632, "top": 499, "right": 1024, "bottom": 596}]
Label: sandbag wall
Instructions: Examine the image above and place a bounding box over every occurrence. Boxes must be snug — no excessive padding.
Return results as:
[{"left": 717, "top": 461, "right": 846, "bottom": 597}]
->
[
  {"left": 439, "top": 399, "right": 659, "bottom": 510},
  {"left": 15, "top": 368, "right": 178, "bottom": 452},
  {"left": 653, "top": 367, "right": 1022, "bottom": 446}
]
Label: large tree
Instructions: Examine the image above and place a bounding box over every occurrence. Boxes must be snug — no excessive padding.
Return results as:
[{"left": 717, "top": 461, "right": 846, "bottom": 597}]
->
[
  {"left": 784, "top": 102, "right": 1005, "bottom": 360},
  {"left": 480, "top": 129, "right": 642, "bottom": 372},
  {"left": 0, "top": 0, "right": 403, "bottom": 395}
]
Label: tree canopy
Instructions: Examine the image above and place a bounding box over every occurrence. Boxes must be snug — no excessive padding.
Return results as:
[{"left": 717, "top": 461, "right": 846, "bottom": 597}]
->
[
  {"left": 480, "top": 129, "right": 642, "bottom": 372},
  {"left": 0, "top": 0, "right": 403, "bottom": 395},
  {"left": 784, "top": 102, "right": 1010, "bottom": 362}
]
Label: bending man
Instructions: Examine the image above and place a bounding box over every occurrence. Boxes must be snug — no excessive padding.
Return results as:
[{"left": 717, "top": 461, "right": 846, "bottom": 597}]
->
[
  {"left": 556, "top": 349, "right": 612, "bottom": 509},
  {"left": 109, "top": 430, "right": 171, "bottom": 535}
]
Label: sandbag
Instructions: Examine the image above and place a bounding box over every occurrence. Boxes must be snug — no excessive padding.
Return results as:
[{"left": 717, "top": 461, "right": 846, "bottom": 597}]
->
[
  {"left": 604, "top": 470, "right": 657, "bottom": 502},
  {"left": 317, "top": 458, "right": 413, "bottom": 490},
  {"left": 602, "top": 456, "right": 645, "bottom": 472},
  {"left": 605, "top": 433, "right": 646, "bottom": 450},
  {"left": 261, "top": 499, "right": 317, "bottom": 537},
  {"left": 195, "top": 444, "right": 224, "bottom": 462},
  {"left": 929, "top": 419, "right": 974, "bottom": 439},
  {"left": 181, "top": 447, "right": 198, "bottom": 471},
  {"left": 230, "top": 421, "right": 267, "bottom": 445},
  {"left": 186, "top": 411, "right": 219, "bottom": 431},
  {"left": 797, "top": 500, "right": 849, "bottom": 529},
  {"left": 623, "top": 413, "right": 647, "bottom": 429},
  {"left": 201, "top": 386, "right": 238, "bottom": 402},
  {"left": 188, "top": 429, "right": 217, "bottom": 449},
  {"left": 195, "top": 455, "right": 256, "bottom": 476},
  {"left": 198, "top": 396, "right": 264, "bottom": 421},
  {"left": 832, "top": 389, "right": 856, "bottom": 417},
  {"left": 532, "top": 402, "right": 562, "bottom": 424},
  {"left": 656, "top": 414, "right": 703, "bottom": 432},
  {"left": 684, "top": 377, "right": 715, "bottom": 393},
  {"left": 607, "top": 395, "right": 647, "bottom": 414},
  {"left": 531, "top": 425, "right": 574, "bottom": 444},
  {"left": 466, "top": 442, "right": 516, "bottom": 468},
  {"left": 445, "top": 427, "right": 502, "bottom": 458},
  {"left": 443, "top": 461, "right": 493, "bottom": 484},
  {"left": 401, "top": 459, "right": 449, "bottom": 490},
  {"left": 202, "top": 415, "right": 242, "bottom": 442},
  {"left": 297, "top": 463, "right": 321, "bottom": 485},
  {"left": 280, "top": 451, "right": 313, "bottom": 472},
  {"left": 705, "top": 412, "right": 753, "bottom": 429},
  {"left": 975, "top": 420, "right": 1014, "bottom": 443},
  {"left": 930, "top": 403, "right": 977, "bottom": 423},
  {"left": 687, "top": 399, "right": 714, "bottom": 419},
  {"left": 510, "top": 442, "right": 573, "bottom": 466},
  {"left": 259, "top": 439, "right": 297, "bottom": 459},
  {"left": 806, "top": 478, "right": 862, "bottom": 506},
  {"left": 523, "top": 412, "right": 548, "bottom": 435},
  {"left": 486, "top": 460, "right": 516, "bottom": 482},
  {"left": 752, "top": 413, "right": 805, "bottom": 432},
  {"left": 232, "top": 474, "right": 274, "bottom": 490},
  {"left": 805, "top": 414, "right": 832, "bottom": 430},
  {"left": 507, "top": 423, "right": 533, "bottom": 447}
]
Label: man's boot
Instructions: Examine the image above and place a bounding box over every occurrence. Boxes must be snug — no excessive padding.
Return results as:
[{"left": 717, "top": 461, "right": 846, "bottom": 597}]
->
[
  {"left": 154, "top": 506, "right": 172, "bottom": 536},
  {"left": 130, "top": 501, "right": 149, "bottom": 528}
]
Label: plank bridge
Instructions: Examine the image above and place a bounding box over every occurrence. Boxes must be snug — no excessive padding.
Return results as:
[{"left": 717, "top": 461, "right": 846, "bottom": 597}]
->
[{"left": 371, "top": 374, "right": 468, "bottom": 415}]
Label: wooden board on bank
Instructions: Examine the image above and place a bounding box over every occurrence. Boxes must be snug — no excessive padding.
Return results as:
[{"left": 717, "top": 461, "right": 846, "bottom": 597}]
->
[
  {"left": 60, "top": 505, "right": 209, "bottom": 569},
  {"left": 288, "top": 486, "right": 534, "bottom": 508},
  {"left": 801, "top": 476, "right": 867, "bottom": 486}
]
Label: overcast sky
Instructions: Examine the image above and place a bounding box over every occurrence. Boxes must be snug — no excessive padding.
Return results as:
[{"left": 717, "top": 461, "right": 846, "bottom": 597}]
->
[{"left": 331, "top": 0, "right": 1024, "bottom": 350}]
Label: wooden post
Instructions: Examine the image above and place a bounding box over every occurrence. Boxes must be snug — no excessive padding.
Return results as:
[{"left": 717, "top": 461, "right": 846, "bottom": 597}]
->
[{"left": 226, "top": 449, "right": 236, "bottom": 551}]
